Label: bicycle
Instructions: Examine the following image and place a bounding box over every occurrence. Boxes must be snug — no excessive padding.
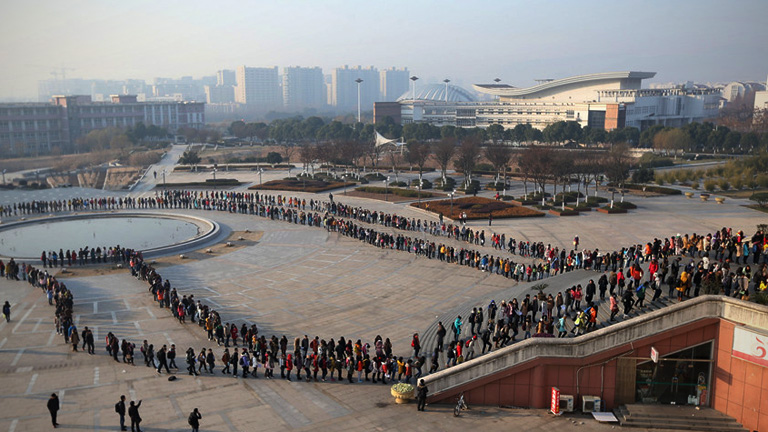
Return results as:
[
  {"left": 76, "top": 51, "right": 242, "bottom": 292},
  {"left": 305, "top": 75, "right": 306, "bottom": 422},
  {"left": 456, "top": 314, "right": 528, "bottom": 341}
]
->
[{"left": 453, "top": 392, "right": 469, "bottom": 417}]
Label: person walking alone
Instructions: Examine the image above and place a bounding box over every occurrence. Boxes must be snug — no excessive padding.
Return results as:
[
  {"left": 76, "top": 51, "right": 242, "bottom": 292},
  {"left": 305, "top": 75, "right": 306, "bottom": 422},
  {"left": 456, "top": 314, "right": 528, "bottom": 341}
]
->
[
  {"left": 2, "top": 301, "right": 10, "bottom": 322},
  {"left": 188, "top": 408, "right": 202, "bottom": 432},
  {"left": 47, "top": 393, "right": 60, "bottom": 428},
  {"left": 115, "top": 395, "right": 127, "bottom": 431}
]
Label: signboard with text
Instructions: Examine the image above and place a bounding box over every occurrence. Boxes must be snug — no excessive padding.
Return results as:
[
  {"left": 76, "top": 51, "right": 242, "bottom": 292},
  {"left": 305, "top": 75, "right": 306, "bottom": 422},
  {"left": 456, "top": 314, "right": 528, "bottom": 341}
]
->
[
  {"left": 732, "top": 326, "right": 768, "bottom": 367},
  {"left": 651, "top": 346, "right": 659, "bottom": 363},
  {"left": 551, "top": 387, "right": 560, "bottom": 415}
]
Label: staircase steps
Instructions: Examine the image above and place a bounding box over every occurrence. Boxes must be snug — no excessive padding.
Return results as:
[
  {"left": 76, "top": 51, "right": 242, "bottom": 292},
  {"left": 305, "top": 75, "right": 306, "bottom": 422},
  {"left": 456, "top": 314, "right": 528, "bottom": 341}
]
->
[{"left": 613, "top": 404, "right": 746, "bottom": 432}]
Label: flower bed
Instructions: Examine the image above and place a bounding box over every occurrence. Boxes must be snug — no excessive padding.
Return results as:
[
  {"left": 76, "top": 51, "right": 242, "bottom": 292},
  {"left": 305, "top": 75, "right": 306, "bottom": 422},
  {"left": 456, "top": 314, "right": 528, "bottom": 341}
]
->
[
  {"left": 356, "top": 186, "right": 437, "bottom": 199},
  {"left": 597, "top": 206, "right": 628, "bottom": 214},
  {"left": 249, "top": 179, "right": 346, "bottom": 193},
  {"left": 411, "top": 196, "right": 544, "bottom": 220},
  {"left": 549, "top": 208, "right": 579, "bottom": 216},
  {"left": 391, "top": 383, "right": 415, "bottom": 404}
]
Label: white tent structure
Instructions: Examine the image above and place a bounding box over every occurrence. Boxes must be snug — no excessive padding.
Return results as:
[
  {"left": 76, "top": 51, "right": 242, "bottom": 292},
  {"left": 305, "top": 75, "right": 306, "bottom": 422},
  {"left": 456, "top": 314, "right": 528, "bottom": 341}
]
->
[{"left": 375, "top": 131, "right": 406, "bottom": 149}]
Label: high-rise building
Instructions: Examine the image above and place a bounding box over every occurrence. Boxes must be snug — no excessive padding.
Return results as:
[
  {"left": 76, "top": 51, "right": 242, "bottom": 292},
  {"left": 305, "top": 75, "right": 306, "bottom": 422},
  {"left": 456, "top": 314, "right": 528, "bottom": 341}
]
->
[
  {"left": 282, "top": 66, "right": 325, "bottom": 110},
  {"left": 331, "top": 65, "right": 380, "bottom": 110},
  {"left": 380, "top": 67, "right": 410, "bottom": 101},
  {"left": 235, "top": 66, "right": 281, "bottom": 108},
  {"left": 217, "top": 69, "right": 236, "bottom": 87},
  {"left": 205, "top": 85, "right": 235, "bottom": 104}
]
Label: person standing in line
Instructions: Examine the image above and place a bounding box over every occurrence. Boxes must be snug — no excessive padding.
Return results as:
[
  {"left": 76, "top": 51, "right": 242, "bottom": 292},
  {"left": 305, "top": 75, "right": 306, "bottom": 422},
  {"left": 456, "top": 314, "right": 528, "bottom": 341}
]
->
[
  {"left": 128, "top": 400, "right": 142, "bottom": 432},
  {"left": 47, "top": 393, "right": 60, "bottom": 428},
  {"left": 3, "top": 301, "right": 11, "bottom": 322},
  {"left": 115, "top": 395, "right": 127, "bottom": 431},
  {"left": 85, "top": 328, "right": 95, "bottom": 354},
  {"left": 416, "top": 379, "right": 429, "bottom": 411},
  {"left": 188, "top": 408, "right": 202, "bottom": 432}
]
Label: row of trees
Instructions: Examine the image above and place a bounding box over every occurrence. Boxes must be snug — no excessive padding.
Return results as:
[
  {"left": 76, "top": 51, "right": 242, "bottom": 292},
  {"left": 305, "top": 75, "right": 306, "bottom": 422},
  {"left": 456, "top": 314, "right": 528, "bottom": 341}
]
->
[{"left": 643, "top": 122, "right": 768, "bottom": 154}]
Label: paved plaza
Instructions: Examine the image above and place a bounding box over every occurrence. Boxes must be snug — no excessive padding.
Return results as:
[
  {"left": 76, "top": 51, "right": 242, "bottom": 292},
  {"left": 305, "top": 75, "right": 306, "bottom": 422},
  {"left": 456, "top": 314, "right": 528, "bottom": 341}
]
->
[{"left": 1, "top": 160, "right": 766, "bottom": 431}]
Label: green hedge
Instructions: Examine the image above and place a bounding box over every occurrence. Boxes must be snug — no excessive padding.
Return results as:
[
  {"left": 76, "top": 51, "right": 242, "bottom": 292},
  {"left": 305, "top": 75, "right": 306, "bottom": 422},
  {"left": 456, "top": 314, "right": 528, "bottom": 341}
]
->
[
  {"left": 356, "top": 186, "right": 436, "bottom": 198},
  {"left": 612, "top": 183, "right": 682, "bottom": 195}
]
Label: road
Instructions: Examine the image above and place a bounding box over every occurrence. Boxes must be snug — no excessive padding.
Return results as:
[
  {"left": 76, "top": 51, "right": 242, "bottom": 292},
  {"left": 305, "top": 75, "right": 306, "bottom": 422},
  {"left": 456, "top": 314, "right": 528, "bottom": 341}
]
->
[{"left": 129, "top": 144, "right": 188, "bottom": 193}]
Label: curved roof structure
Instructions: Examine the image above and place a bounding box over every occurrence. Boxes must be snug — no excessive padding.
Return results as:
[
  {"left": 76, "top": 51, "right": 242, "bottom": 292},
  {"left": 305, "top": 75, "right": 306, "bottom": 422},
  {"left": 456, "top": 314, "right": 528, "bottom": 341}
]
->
[
  {"left": 473, "top": 71, "right": 656, "bottom": 97},
  {"left": 396, "top": 83, "right": 476, "bottom": 102}
]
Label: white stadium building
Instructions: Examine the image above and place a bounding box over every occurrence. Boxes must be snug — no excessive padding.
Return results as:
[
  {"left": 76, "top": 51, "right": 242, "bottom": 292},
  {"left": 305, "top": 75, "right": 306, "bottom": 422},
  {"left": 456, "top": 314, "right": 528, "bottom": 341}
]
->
[{"left": 383, "top": 71, "right": 721, "bottom": 131}]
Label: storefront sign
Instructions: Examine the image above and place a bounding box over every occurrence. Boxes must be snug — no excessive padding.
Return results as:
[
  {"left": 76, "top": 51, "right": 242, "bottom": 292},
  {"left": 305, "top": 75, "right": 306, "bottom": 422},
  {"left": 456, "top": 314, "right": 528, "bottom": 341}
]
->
[
  {"left": 650, "top": 346, "right": 659, "bottom": 363},
  {"left": 551, "top": 387, "right": 560, "bottom": 415},
  {"left": 732, "top": 326, "right": 768, "bottom": 367}
]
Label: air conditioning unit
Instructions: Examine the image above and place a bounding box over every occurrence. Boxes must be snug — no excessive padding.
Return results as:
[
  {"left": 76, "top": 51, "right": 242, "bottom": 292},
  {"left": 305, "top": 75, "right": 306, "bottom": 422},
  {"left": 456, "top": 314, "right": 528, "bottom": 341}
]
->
[
  {"left": 559, "top": 394, "right": 574, "bottom": 412},
  {"left": 582, "top": 395, "right": 601, "bottom": 412}
]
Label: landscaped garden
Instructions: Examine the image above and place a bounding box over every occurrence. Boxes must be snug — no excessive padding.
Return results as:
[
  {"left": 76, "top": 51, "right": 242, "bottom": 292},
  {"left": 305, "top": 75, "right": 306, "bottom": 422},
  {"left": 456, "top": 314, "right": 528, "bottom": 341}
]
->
[
  {"left": 411, "top": 196, "right": 544, "bottom": 220},
  {"left": 249, "top": 178, "right": 346, "bottom": 192}
]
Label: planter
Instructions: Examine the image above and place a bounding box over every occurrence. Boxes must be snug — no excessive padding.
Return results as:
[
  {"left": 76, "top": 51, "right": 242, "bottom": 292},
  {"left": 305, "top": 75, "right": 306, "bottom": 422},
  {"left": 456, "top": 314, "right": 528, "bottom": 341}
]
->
[
  {"left": 685, "top": 192, "right": 694, "bottom": 199},
  {"left": 597, "top": 207, "right": 628, "bottom": 214},
  {"left": 391, "top": 387, "right": 415, "bottom": 404},
  {"left": 715, "top": 197, "right": 725, "bottom": 204},
  {"left": 700, "top": 193, "right": 710, "bottom": 202},
  {"left": 549, "top": 209, "right": 579, "bottom": 216}
]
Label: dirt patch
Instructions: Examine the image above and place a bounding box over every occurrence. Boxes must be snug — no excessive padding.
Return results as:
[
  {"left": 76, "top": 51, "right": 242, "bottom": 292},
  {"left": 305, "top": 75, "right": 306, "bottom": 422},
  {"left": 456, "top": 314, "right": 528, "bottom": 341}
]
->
[{"left": 56, "top": 230, "right": 263, "bottom": 278}]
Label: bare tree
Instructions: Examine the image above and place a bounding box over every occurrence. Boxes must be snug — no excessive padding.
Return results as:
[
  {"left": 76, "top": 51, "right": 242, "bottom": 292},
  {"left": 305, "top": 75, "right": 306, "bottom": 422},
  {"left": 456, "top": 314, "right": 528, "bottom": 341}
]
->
[
  {"left": 432, "top": 137, "right": 457, "bottom": 183},
  {"left": 387, "top": 149, "right": 402, "bottom": 183},
  {"left": 518, "top": 145, "right": 555, "bottom": 206},
  {"left": 280, "top": 143, "right": 297, "bottom": 164},
  {"left": 484, "top": 142, "right": 513, "bottom": 185},
  {"left": 299, "top": 144, "right": 317, "bottom": 175},
  {"left": 454, "top": 138, "right": 481, "bottom": 188},
  {"left": 604, "top": 143, "right": 633, "bottom": 187}
]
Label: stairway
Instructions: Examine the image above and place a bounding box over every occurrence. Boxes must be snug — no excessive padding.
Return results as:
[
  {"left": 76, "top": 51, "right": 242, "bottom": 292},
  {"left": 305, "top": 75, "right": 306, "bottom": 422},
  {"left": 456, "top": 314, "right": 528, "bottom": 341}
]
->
[{"left": 614, "top": 404, "right": 746, "bottom": 431}]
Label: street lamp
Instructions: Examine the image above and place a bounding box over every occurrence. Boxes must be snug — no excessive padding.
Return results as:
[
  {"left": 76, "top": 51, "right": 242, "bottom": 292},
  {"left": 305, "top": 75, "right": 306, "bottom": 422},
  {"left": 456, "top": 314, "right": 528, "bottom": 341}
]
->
[
  {"left": 443, "top": 79, "right": 450, "bottom": 102},
  {"left": 258, "top": 168, "right": 264, "bottom": 185},
  {"left": 162, "top": 169, "right": 166, "bottom": 191},
  {"left": 212, "top": 167, "right": 217, "bottom": 190},
  {"left": 355, "top": 78, "right": 364, "bottom": 123},
  {"left": 410, "top": 76, "right": 419, "bottom": 102},
  {"left": 1, "top": 169, "right": 5, "bottom": 185},
  {"left": 450, "top": 189, "right": 456, "bottom": 219},
  {"left": 385, "top": 176, "right": 390, "bottom": 201}
]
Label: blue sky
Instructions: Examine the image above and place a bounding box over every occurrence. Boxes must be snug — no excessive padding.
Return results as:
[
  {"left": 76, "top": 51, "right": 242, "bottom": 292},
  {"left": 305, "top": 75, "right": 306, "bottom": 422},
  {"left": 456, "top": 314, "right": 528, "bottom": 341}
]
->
[{"left": 1, "top": 0, "right": 767, "bottom": 99}]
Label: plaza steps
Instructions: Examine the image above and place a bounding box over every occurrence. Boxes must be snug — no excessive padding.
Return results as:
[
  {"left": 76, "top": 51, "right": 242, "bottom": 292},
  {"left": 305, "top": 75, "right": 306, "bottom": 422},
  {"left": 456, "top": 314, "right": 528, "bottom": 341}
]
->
[{"left": 613, "top": 404, "right": 746, "bottom": 431}]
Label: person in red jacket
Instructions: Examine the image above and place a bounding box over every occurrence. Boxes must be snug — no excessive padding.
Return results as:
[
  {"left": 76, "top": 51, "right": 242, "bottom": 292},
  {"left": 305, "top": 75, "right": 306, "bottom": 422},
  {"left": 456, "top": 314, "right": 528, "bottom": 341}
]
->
[
  {"left": 411, "top": 333, "right": 420, "bottom": 358},
  {"left": 285, "top": 353, "right": 293, "bottom": 381}
]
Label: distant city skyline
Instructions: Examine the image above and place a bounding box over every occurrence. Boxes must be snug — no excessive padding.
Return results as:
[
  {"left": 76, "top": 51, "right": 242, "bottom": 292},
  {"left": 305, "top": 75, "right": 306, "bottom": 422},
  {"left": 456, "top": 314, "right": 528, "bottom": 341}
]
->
[{"left": 1, "top": 0, "right": 767, "bottom": 100}]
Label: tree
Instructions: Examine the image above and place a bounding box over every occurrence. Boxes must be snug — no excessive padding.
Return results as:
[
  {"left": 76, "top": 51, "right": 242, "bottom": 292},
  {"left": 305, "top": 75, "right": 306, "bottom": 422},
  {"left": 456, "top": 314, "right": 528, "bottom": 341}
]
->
[
  {"left": 406, "top": 140, "right": 431, "bottom": 199},
  {"left": 299, "top": 144, "right": 317, "bottom": 174},
  {"left": 432, "top": 138, "right": 456, "bottom": 183},
  {"left": 280, "top": 143, "right": 296, "bottom": 163},
  {"left": 486, "top": 124, "right": 504, "bottom": 143},
  {"left": 604, "top": 143, "right": 633, "bottom": 187},
  {"left": 518, "top": 145, "right": 555, "bottom": 205},
  {"left": 483, "top": 142, "right": 512, "bottom": 184},
  {"left": 265, "top": 152, "right": 283, "bottom": 164},
  {"left": 454, "top": 138, "right": 481, "bottom": 188},
  {"left": 653, "top": 128, "right": 692, "bottom": 156},
  {"left": 179, "top": 150, "right": 201, "bottom": 165}
]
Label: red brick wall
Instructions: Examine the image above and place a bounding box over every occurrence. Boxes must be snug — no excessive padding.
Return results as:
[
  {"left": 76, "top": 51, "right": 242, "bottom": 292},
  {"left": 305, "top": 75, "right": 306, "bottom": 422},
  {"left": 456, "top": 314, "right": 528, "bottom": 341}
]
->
[{"left": 713, "top": 320, "right": 767, "bottom": 431}]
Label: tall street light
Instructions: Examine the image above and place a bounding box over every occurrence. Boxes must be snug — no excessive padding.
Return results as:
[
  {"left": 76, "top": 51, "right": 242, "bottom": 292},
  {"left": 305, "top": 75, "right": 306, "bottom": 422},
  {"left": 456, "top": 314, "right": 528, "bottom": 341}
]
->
[
  {"left": 443, "top": 79, "right": 451, "bottom": 102},
  {"left": 355, "top": 78, "right": 364, "bottom": 123}
]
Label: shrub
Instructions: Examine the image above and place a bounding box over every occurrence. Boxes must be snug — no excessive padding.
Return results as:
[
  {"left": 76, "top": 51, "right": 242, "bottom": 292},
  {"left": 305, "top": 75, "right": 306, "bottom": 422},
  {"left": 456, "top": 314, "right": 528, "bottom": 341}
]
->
[
  {"left": 718, "top": 179, "right": 731, "bottom": 191},
  {"left": 691, "top": 181, "right": 699, "bottom": 190},
  {"left": 250, "top": 179, "right": 345, "bottom": 193},
  {"left": 704, "top": 179, "right": 717, "bottom": 192},
  {"left": 750, "top": 192, "right": 768, "bottom": 208},
  {"left": 365, "top": 173, "right": 386, "bottom": 181},
  {"left": 389, "top": 181, "right": 407, "bottom": 187},
  {"left": 411, "top": 178, "right": 432, "bottom": 189},
  {"left": 356, "top": 186, "right": 435, "bottom": 199},
  {"left": 730, "top": 176, "right": 744, "bottom": 190}
]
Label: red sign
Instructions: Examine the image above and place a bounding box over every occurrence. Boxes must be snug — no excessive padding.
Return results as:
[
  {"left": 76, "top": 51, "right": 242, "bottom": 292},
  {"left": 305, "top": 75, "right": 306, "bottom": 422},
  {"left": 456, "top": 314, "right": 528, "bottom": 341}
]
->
[
  {"left": 551, "top": 387, "right": 560, "bottom": 415},
  {"left": 651, "top": 346, "right": 659, "bottom": 363}
]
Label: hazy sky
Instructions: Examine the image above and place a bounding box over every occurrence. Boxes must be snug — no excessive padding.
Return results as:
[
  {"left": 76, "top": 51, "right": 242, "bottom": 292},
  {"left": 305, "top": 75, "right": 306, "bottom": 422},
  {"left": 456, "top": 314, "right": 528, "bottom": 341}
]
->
[{"left": 1, "top": 0, "right": 767, "bottom": 99}]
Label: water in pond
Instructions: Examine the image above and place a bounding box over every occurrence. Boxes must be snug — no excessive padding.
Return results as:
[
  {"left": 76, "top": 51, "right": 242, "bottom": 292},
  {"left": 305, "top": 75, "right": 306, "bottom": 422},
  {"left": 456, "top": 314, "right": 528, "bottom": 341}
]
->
[{"left": 0, "top": 216, "right": 201, "bottom": 258}]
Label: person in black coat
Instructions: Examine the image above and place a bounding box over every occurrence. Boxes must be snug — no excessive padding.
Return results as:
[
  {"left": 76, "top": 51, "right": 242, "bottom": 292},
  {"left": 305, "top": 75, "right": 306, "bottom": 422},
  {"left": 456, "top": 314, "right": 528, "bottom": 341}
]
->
[
  {"left": 128, "top": 400, "right": 142, "bottom": 432},
  {"left": 47, "top": 393, "right": 59, "bottom": 427},
  {"left": 416, "top": 379, "right": 429, "bottom": 411},
  {"left": 188, "top": 408, "right": 202, "bottom": 432},
  {"left": 116, "top": 395, "right": 127, "bottom": 431}
]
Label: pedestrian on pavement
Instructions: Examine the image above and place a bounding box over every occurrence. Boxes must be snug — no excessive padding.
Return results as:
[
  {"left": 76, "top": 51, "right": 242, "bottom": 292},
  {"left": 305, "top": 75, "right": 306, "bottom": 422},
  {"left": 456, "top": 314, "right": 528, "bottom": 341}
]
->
[
  {"left": 188, "top": 408, "right": 202, "bottom": 432},
  {"left": 47, "top": 393, "right": 60, "bottom": 428},
  {"left": 2, "top": 301, "right": 10, "bottom": 322},
  {"left": 115, "top": 395, "right": 127, "bottom": 431},
  {"left": 416, "top": 379, "right": 429, "bottom": 411},
  {"left": 128, "top": 400, "right": 142, "bottom": 432}
]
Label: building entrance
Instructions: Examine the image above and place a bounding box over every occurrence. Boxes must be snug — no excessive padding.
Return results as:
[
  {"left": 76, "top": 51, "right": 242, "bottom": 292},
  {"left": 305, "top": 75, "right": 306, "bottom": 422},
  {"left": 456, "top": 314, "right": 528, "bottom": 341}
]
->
[{"left": 635, "top": 341, "right": 713, "bottom": 406}]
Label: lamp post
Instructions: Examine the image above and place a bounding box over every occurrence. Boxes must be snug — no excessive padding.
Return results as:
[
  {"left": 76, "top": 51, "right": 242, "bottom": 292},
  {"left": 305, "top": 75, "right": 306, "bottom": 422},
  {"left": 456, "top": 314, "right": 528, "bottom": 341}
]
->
[
  {"left": 443, "top": 79, "right": 450, "bottom": 102},
  {"left": 410, "top": 76, "right": 419, "bottom": 102},
  {"left": 450, "top": 190, "right": 456, "bottom": 219},
  {"left": 355, "top": 78, "right": 364, "bottom": 123},
  {"left": 162, "top": 169, "right": 166, "bottom": 191},
  {"left": 1, "top": 169, "right": 5, "bottom": 185},
  {"left": 385, "top": 176, "right": 390, "bottom": 202},
  {"left": 258, "top": 168, "right": 264, "bottom": 185},
  {"left": 418, "top": 178, "right": 423, "bottom": 204},
  {"left": 212, "top": 167, "right": 217, "bottom": 191}
]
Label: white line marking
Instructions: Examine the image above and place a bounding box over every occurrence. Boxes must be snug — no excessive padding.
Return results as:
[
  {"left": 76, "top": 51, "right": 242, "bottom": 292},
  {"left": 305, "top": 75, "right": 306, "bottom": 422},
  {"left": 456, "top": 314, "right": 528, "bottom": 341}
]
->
[
  {"left": 25, "top": 373, "right": 38, "bottom": 395},
  {"left": 46, "top": 330, "right": 57, "bottom": 346},
  {"left": 94, "top": 410, "right": 100, "bottom": 431},
  {"left": 11, "top": 349, "right": 24, "bottom": 366},
  {"left": 93, "top": 367, "right": 100, "bottom": 385},
  {"left": 129, "top": 388, "right": 136, "bottom": 401},
  {"left": 94, "top": 302, "right": 98, "bottom": 314},
  {"left": 12, "top": 304, "right": 35, "bottom": 333},
  {"left": 0, "top": 337, "right": 7, "bottom": 349},
  {"left": 145, "top": 307, "right": 156, "bottom": 319},
  {"left": 74, "top": 315, "right": 80, "bottom": 326},
  {"left": 163, "top": 332, "right": 175, "bottom": 346},
  {"left": 123, "top": 298, "right": 131, "bottom": 310},
  {"left": 111, "top": 311, "right": 118, "bottom": 324},
  {"left": 133, "top": 322, "right": 143, "bottom": 336},
  {"left": 32, "top": 318, "right": 43, "bottom": 332},
  {"left": 9, "top": 419, "right": 18, "bottom": 432}
]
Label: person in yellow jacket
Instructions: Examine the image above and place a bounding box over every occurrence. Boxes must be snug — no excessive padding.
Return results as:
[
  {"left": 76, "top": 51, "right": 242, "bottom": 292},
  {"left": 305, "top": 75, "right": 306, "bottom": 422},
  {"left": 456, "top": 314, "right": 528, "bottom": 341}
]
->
[{"left": 677, "top": 270, "right": 690, "bottom": 302}]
